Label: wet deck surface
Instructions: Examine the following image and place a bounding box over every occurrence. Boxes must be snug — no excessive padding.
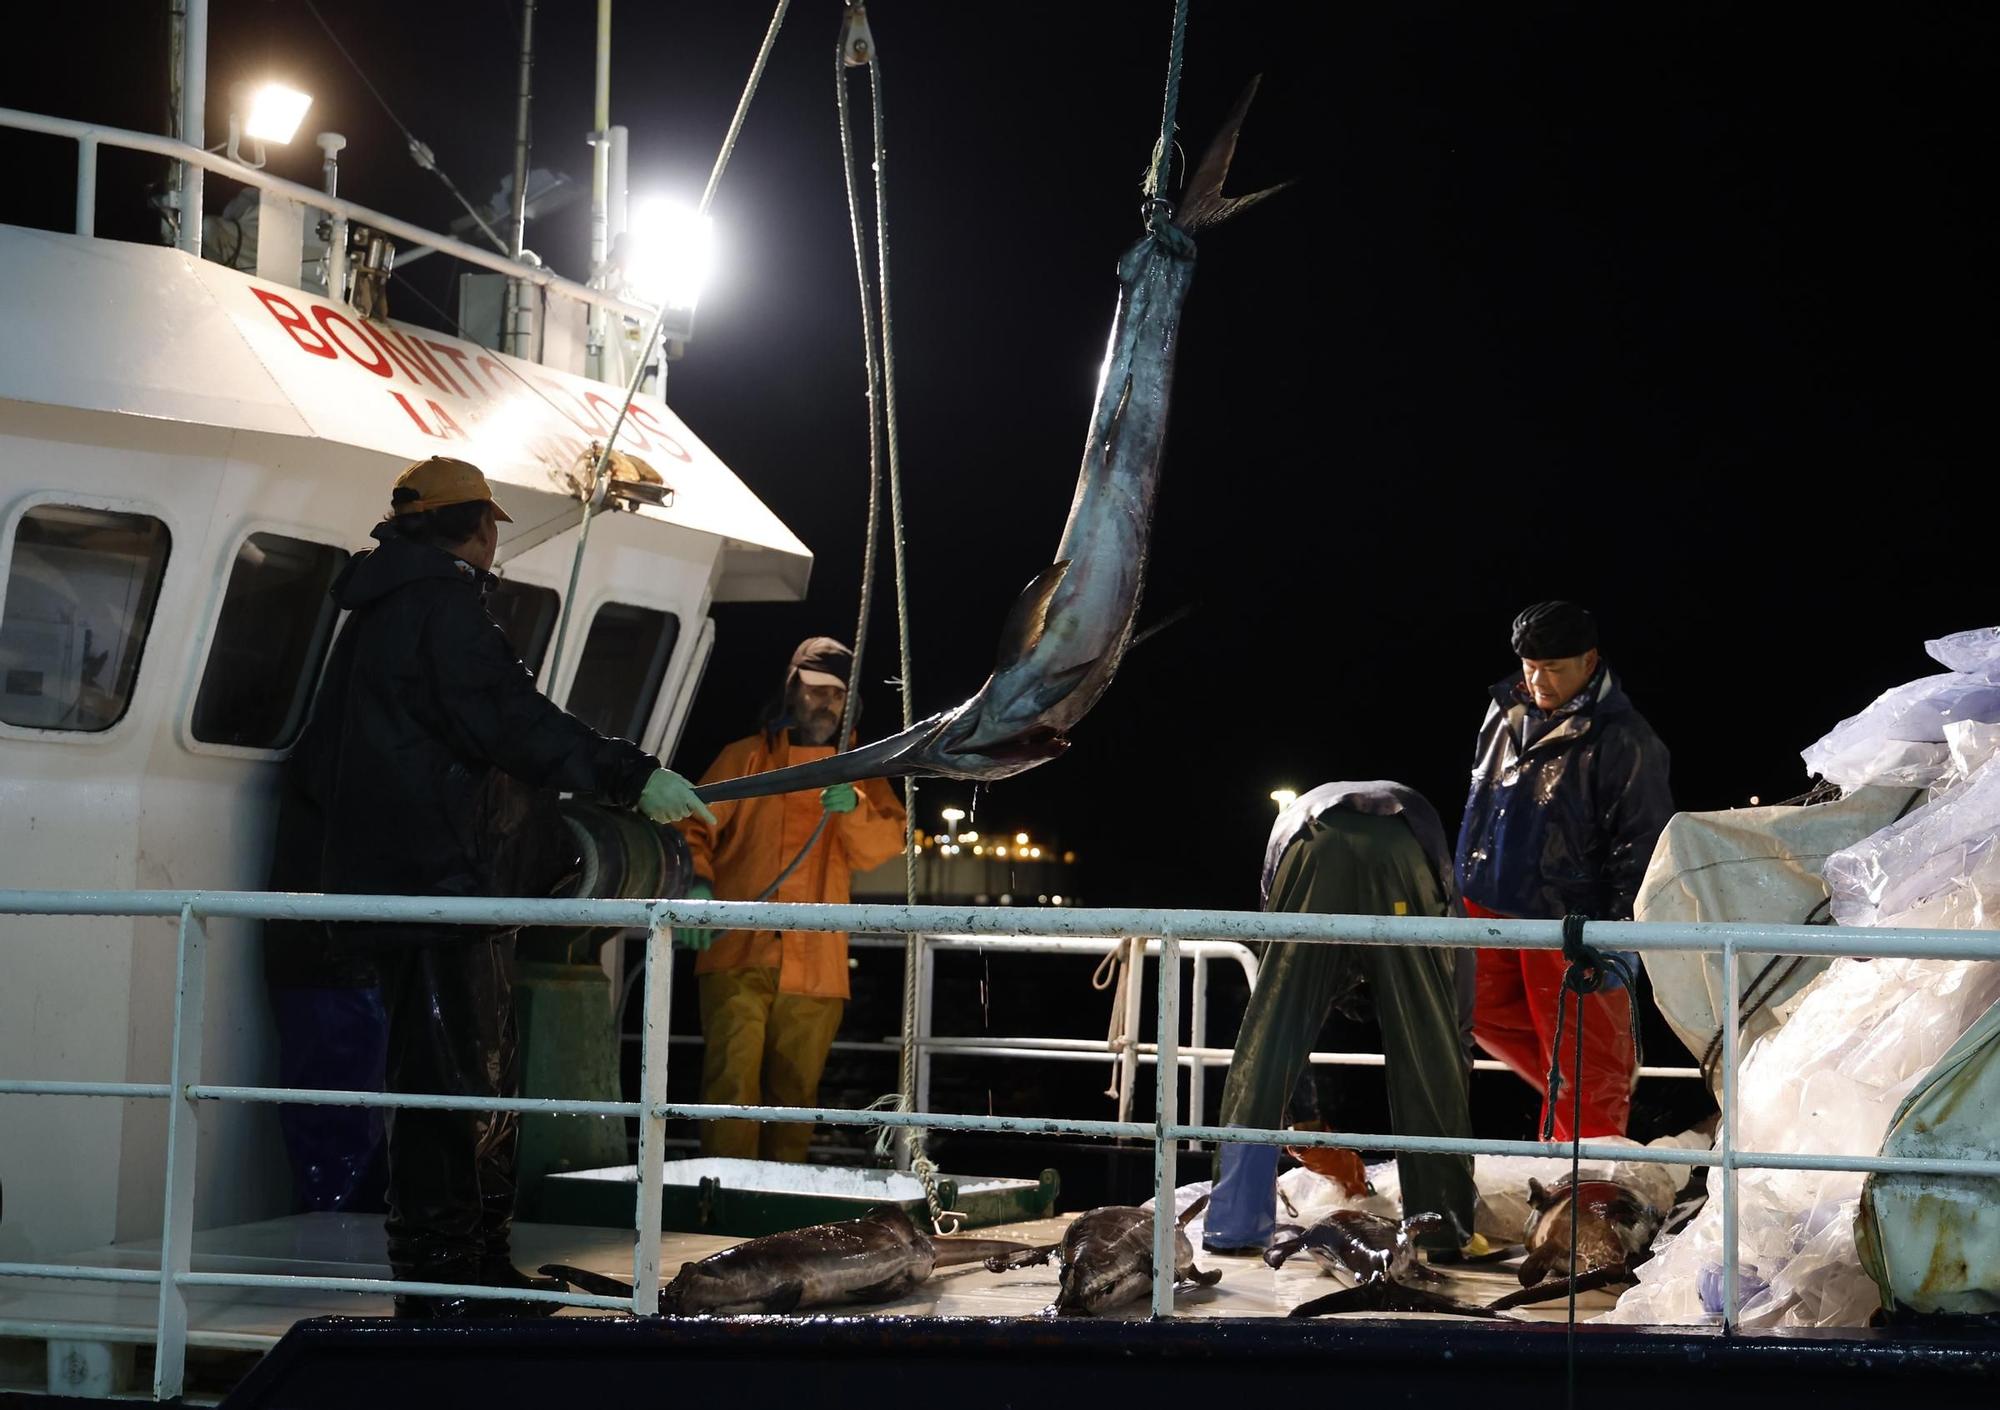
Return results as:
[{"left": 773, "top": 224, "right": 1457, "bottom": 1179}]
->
[{"left": 0, "top": 1211, "right": 1613, "bottom": 1350}]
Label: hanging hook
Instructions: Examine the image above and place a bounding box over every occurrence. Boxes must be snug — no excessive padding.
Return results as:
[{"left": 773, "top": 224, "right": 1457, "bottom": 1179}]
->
[{"left": 840, "top": 3, "right": 874, "bottom": 67}]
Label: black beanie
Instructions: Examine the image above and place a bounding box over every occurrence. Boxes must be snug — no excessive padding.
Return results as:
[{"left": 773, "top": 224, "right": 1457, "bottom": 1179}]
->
[{"left": 1510, "top": 601, "right": 1598, "bottom": 659}]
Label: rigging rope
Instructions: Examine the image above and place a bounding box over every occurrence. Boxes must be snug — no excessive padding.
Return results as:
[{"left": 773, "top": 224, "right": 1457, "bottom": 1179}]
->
[
  {"left": 302, "top": 0, "right": 510, "bottom": 253},
  {"left": 1142, "top": 0, "right": 1191, "bottom": 228},
  {"left": 834, "top": 2, "right": 953, "bottom": 1235},
  {"left": 1541, "top": 916, "right": 1643, "bottom": 1410}
]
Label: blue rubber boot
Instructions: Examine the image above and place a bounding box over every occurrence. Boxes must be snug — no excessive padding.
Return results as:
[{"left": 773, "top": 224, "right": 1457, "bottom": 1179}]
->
[{"left": 1202, "top": 1141, "right": 1280, "bottom": 1254}]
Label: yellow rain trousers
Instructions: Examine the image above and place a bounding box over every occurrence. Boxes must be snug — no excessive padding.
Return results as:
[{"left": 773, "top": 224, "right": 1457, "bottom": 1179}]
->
[{"left": 697, "top": 967, "right": 846, "bottom": 1162}]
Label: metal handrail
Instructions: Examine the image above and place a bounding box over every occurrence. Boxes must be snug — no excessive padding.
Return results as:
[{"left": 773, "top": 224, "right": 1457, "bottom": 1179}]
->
[
  {"left": 0, "top": 107, "right": 656, "bottom": 324},
  {"left": 2, "top": 886, "right": 1997, "bottom": 1399}
]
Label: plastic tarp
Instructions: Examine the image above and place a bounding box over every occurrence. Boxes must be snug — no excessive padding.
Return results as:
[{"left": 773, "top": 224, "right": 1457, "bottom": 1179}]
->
[
  {"left": 1825, "top": 737, "right": 2000, "bottom": 930},
  {"left": 1635, "top": 787, "right": 1919, "bottom": 1094},
  {"left": 1800, "top": 628, "right": 2000, "bottom": 790},
  {"left": 1855, "top": 996, "right": 2000, "bottom": 1316},
  {"left": 1599, "top": 958, "right": 2000, "bottom": 1327}
]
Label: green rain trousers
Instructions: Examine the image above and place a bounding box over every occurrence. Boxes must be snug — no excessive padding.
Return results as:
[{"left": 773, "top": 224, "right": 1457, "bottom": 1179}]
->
[{"left": 1220, "top": 809, "right": 1476, "bottom": 1248}]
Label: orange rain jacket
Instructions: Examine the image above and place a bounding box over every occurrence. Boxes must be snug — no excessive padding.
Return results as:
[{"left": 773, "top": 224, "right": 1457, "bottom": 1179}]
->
[{"left": 678, "top": 730, "right": 908, "bottom": 999}]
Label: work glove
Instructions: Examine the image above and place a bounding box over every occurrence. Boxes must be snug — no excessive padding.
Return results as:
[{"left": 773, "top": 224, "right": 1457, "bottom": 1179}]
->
[
  {"left": 820, "top": 782, "right": 859, "bottom": 815},
  {"left": 637, "top": 768, "right": 716, "bottom": 827},
  {"left": 674, "top": 880, "right": 717, "bottom": 951}
]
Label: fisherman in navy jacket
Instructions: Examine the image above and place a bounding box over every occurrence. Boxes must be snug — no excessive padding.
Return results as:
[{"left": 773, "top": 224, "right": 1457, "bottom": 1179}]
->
[{"left": 1454, "top": 601, "right": 1674, "bottom": 1140}]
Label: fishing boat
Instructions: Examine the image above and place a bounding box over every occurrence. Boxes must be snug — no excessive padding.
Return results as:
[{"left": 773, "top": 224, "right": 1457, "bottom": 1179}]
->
[{"left": 0, "top": 5, "right": 1992, "bottom": 1407}]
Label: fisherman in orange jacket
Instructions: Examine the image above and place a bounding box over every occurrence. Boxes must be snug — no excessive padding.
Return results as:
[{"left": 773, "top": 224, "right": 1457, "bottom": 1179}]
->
[{"left": 675, "top": 637, "right": 908, "bottom": 1161}]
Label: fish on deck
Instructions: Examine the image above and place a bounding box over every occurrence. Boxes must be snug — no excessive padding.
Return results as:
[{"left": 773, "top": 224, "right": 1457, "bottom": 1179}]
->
[
  {"left": 987, "top": 1197, "right": 1222, "bottom": 1316},
  {"left": 1275, "top": 1211, "right": 1508, "bottom": 1319},
  {"left": 544, "top": 1205, "right": 1027, "bottom": 1315},
  {"left": 1488, "top": 1175, "right": 1666, "bottom": 1311}
]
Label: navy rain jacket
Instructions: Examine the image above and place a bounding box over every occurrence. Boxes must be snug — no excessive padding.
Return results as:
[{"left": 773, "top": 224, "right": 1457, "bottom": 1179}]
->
[{"left": 1454, "top": 666, "right": 1673, "bottom": 923}]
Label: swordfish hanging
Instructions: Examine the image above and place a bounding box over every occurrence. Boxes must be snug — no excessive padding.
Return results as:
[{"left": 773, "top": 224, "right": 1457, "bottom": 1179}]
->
[{"left": 697, "top": 83, "right": 1284, "bottom": 805}]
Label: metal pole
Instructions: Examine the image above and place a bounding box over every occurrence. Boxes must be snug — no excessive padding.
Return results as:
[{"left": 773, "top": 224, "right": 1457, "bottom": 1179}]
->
[
  {"left": 588, "top": 0, "right": 612, "bottom": 379},
  {"left": 1150, "top": 934, "right": 1181, "bottom": 1317},
  {"left": 176, "top": 0, "right": 207, "bottom": 256},
  {"left": 319, "top": 133, "right": 347, "bottom": 299},
  {"left": 607, "top": 125, "right": 629, "bottom": 246},
  {"left": 152, "top": 904, "right": 208, "bottom": 1400},
  {"left": 631, "top": 913, "right": 673, "bottom": 1313},
  {"left": 542, "top": 462, "right": 611, "bottom": 695},
  {"left": 506, "top": 0, "right": 538, "bottom": 356},
  {"left": 1721, "top": 939, "right": 1741, "bottom": 1330},
  {"left": 75, "top": 135, "right": 97, "bottom": 235},
  {"left": 1186, "top": 954, "right": 1207, "bottom": 1153},
  {"left": 602, "top": 123, "right": 632, "bottom": 383}
]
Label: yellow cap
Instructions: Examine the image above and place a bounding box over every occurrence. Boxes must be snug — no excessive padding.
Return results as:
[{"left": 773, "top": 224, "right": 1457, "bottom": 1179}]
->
[{"left": 391, "top": 456, "right": 514, "bottom": 522}]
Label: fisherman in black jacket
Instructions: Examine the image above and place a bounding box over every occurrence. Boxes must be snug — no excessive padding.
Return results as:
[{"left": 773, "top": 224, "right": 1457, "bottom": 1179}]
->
[
  {"left": 283, "top": 455, "right": 712, "bottom": 1318},
  {"left": 1454, "top": 601, "right": 1673, "bottom": 1140}
]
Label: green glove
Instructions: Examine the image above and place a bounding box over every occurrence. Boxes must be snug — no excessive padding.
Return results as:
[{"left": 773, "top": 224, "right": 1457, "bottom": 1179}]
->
[
  {"left": 675, "top": 880, "right": 717, "bottom": 951},
  {"left": 820, "top": 782, "right": 859, "bottom": 814},
  {"left": 638, "top": 768, "right": 716, "bottom": 827}
]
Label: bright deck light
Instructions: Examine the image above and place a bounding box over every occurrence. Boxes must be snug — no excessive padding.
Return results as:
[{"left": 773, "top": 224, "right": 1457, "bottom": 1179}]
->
[
  {"left": 629, "top": 198, "right": 715, "bottom": 310},
  {"left": 244, "top": 83, "right": 313, "bottom": 144},
  {"left": 1270, "top": 788, "right": 1298, "bottom": 810}
]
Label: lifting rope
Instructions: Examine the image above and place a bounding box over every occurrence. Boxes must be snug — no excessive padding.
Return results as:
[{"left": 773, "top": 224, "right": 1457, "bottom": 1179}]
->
[
  {"left": 787, "top": 0, "right": 1198, "bottom": 1231},
  {"left": 834, "top": 1, "right": 955, "bottom": 1234},
  {"left": 1541, "top": 916, "right": 1644, "bottom": 1410},
  {"left": 1143, "top": 0, "right": 1191, "bottom": 229}
]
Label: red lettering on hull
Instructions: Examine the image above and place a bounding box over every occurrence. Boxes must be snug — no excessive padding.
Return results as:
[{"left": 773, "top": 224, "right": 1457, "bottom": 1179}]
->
[
  {"left": 388, "top": 390, "right": 444, "bottom": 437},
  {"left": 251, "top": 289, "right": 337, "bottom": 358},
  {"left": 627, "top": 403, "right": 694, "bottom": 462},
  {"left": 312, "top": 308, "right": 393, "bottom": 377}
]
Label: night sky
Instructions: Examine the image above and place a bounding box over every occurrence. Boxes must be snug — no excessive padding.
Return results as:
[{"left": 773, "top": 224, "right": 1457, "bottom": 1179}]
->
[
  {"left": 4, "top": 0, "right": 1995, "bottom": 1176},
  {"left": 13, "top": 2, "right": 1990, "bottom": 907}
]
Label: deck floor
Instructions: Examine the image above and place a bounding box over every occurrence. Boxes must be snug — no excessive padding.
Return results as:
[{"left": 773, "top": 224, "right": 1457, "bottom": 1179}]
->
[{"left": 0, "top": 1211, "right": 1612, "bottom": 1352}]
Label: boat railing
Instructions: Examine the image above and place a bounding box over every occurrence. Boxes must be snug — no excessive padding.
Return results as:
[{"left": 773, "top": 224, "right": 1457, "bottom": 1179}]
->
[
  {"left": 3, "top": 888, "right": 1998, "bottom": 1400},
  {"left": 0, "top": 106, "right": 653, "bottom": 336},
  {"left": 645, "top": 932, "right": 1700, "bottom": 1159}
]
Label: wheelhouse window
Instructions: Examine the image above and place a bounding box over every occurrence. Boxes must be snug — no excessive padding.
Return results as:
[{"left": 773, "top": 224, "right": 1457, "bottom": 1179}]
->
[
  {"left": 566, "top": 603, "right": 679, "bottom": 742},
  {"left": 486, "top": 579, "right": 560, "bottom": 677},
  {"left": 0, "top": 505, "right": 172, "bottom": 732},
  {"left": 190, "top": 533, "right": 348, "bottom": 749}
]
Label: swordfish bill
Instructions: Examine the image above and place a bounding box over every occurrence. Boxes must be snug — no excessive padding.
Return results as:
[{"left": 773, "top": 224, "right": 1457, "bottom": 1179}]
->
[{"left": 696, "top": 81, "right": 1286, "bottom": 805}]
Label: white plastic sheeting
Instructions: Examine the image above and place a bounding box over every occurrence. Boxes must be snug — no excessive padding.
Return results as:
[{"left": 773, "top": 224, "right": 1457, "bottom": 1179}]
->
[
  {"left": 1801, "top": 627, "right": 2000, "bottom": 790},
  {"left": 1826, "top": 738, "right": 2000, "bottom": 930},
  {"left": 1600, "top": 958, "right": 2000, "bottom": 1327},
  {"left": 1607, "top": 627, "right": 2000, "bottom": 1327}
]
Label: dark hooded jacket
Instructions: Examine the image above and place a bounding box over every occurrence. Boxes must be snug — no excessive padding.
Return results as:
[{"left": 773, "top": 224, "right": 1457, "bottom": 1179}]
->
[
  {"left": 1453, "top": 666, "right": 1673, "bottom": 922},
  {"left": 281, "top": 524, "right": 658, "bottom": 928}
]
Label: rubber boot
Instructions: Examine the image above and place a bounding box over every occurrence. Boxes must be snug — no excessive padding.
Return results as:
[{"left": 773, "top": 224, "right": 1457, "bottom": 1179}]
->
[{"left": 1202, "top": 1141, "right": 1280, "bottom": 1254}]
